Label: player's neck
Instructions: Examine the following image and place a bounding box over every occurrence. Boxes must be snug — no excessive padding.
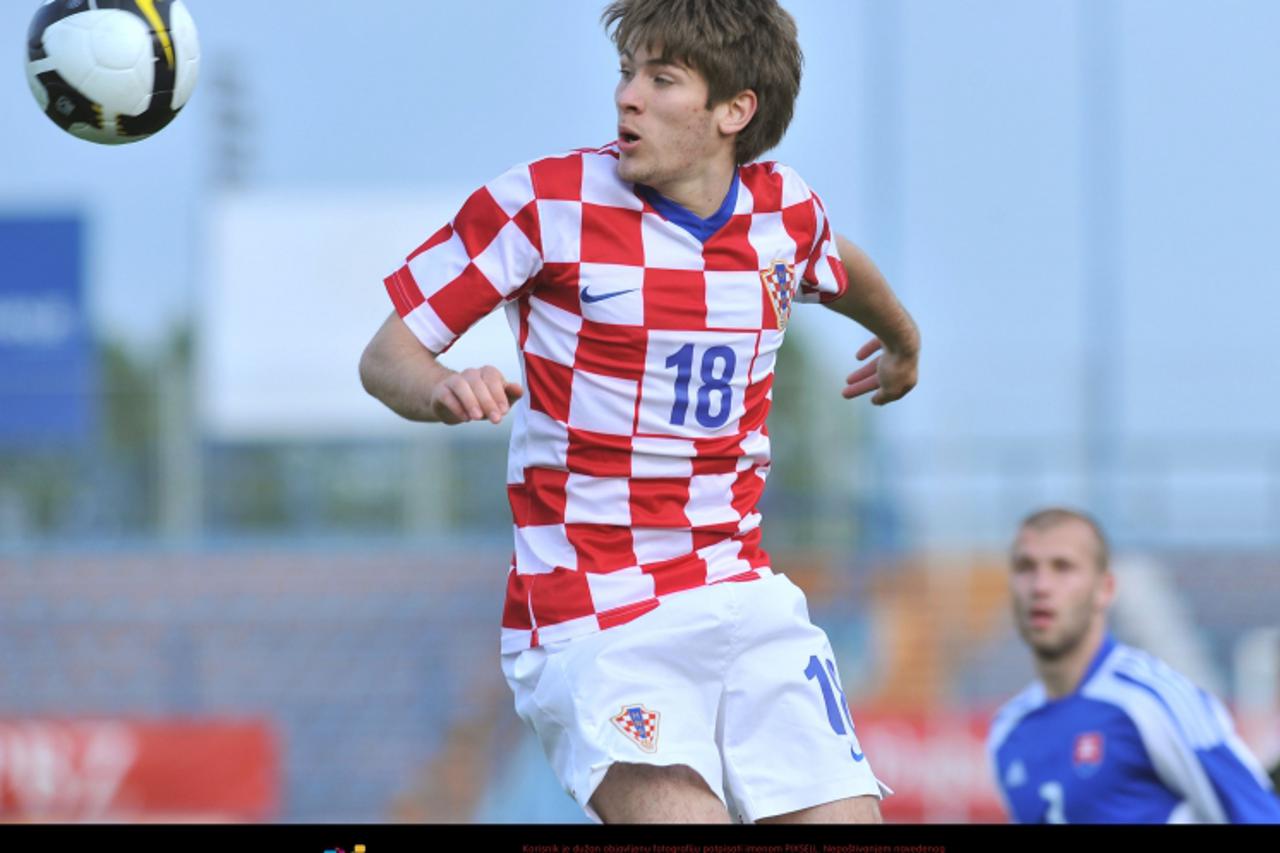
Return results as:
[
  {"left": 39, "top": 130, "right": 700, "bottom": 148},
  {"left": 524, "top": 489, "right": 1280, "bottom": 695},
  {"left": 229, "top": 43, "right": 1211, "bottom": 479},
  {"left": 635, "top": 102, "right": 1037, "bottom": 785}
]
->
[
  {"left": 648, "top": 156, "right": 738, "bottom": 219},
  {"left": 1036, "top": 622, "right": 1107, "bottom": 700}
]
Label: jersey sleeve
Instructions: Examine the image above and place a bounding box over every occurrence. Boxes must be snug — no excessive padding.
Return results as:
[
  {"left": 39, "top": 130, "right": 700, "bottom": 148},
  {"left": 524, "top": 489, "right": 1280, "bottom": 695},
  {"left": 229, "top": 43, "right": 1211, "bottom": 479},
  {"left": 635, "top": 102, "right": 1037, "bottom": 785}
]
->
[
  {"left": 1115, "top": 663, "right": 1280, "bottom": 823},
  {"left": 383, "top": 164, "right": 544, "bottom": 354},
  {"left": 795, "top": 190, "right": 849, "bottom": 305},
  {"left": 1189, "top": 691, "right": 1280, "bottom": 823}
]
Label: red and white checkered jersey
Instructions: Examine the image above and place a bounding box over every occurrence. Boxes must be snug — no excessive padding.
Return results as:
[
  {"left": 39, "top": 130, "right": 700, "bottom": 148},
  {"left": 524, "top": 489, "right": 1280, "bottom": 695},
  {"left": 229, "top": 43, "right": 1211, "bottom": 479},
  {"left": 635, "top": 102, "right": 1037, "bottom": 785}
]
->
[{"left": 383, "top": 143, "right": 848, "bottom": 652}]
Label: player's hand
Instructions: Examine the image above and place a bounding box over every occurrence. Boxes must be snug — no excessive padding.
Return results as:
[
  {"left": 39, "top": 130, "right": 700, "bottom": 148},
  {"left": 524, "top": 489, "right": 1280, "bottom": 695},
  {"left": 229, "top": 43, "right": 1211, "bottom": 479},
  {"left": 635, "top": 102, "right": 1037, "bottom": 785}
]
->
[
  {"left": 843, "top": 338, "right": 918, "bottom": 406},
  {"left": 430, "top": 365, "right": 524, "bottom": 425}
]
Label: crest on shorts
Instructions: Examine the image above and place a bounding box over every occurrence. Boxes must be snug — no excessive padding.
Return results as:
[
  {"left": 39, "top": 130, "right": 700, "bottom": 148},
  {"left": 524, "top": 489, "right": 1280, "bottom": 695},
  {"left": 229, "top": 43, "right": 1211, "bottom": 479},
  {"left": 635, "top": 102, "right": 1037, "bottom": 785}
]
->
[
  {"left": 760, "top": 259, "right": 798, "bottom": 330},
  {"left": 1073, "top": 731, "right": 1105, "bottom": 776},
  {"left": 611, "top": 704, "right": 660, "bottom": 753}
]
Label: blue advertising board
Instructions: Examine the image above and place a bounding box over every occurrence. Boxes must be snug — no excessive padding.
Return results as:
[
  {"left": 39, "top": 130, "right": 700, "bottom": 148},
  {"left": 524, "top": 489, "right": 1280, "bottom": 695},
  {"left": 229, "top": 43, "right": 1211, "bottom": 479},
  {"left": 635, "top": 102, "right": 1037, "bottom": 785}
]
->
[{"left": 0, "top": 216, "right": 96, "bottom": 446}]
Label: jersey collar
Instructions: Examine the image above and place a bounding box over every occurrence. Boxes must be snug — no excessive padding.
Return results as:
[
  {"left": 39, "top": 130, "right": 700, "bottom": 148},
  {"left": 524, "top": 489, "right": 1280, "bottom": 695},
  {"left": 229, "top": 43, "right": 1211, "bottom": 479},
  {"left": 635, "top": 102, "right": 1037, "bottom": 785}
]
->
[
  {"left": 1035, "top": 633, "right": 1118, "bottom": 706},
  {"left": 1079, "top": 632, "right": 1118, "bottom": 689},
  {"left": 635, "top": 170, "right": 740, "bottom": 244},
  {"left": 1061, "top": 632, "right": 1118, "bottom": 699}
]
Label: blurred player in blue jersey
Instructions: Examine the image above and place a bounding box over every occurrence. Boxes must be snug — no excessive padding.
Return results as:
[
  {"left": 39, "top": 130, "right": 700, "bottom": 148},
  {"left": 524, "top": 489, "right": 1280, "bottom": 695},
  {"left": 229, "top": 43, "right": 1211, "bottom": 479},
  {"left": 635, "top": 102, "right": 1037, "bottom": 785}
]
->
[{"left": 987, "top": 508, "right": 1280, "bottom": 823}]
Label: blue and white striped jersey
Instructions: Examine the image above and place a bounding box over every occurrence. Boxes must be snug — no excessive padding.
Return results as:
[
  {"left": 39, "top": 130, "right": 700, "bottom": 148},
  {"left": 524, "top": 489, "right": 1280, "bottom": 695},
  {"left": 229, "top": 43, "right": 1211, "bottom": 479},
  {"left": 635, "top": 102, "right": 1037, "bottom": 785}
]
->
[{"left": 987, "top": 634, "right": 1280, "bottom": 823}]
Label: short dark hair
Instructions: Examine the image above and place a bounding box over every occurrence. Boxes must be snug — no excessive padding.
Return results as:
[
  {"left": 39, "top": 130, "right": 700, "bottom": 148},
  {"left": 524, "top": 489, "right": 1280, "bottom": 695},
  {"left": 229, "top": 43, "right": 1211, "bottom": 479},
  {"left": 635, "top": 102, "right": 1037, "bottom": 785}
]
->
[
  {"left": 601, "top": 0, "right": 803, "bottom": 164},
  {"left": 1017, "top": 507, "right": 1111, "bottom": 572}
]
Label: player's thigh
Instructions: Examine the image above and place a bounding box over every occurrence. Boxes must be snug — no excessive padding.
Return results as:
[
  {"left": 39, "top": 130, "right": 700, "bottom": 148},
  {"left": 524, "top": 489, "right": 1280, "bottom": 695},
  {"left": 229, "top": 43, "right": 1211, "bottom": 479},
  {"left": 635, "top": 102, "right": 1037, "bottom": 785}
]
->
[
  {"left": 757, "top": 794, "right": 883, "bottom": 824},
  {"left": 590, "top": 761, "right": 732, "bottom": 824},
  {"left": 719, "top": 574, "right": 888, "bottom": 822},
  {"left": 502, "top": 587, "right": 735, "bottom": 820}
]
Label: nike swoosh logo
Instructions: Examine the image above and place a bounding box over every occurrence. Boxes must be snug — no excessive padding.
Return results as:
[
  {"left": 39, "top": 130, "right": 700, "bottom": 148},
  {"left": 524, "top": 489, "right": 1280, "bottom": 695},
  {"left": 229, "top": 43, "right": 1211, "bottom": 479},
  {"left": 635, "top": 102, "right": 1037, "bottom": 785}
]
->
[
  {"left": 581, "top": 287, "right": 638, "bottom": 304},
  {"left": 851, "top": 746, "right": 865, "bottom": 762}
]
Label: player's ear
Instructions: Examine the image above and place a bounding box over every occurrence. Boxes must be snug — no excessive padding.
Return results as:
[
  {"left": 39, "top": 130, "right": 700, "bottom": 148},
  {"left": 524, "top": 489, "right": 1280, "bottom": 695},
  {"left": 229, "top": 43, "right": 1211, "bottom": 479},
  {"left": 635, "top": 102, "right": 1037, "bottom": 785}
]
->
[
  {"left": 1096, "top": 568, "right": 1117, "bottom": 610},
  {"left": 718, "top": 89, "right": 758, "bottom": 137}
]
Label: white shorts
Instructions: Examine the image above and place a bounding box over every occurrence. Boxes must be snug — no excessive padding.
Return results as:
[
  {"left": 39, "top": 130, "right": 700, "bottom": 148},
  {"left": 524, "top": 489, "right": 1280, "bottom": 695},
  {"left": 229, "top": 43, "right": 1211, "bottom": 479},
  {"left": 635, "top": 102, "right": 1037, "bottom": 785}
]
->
[{"left": 501, "top": 572, "right": 890, "bottom": 823}]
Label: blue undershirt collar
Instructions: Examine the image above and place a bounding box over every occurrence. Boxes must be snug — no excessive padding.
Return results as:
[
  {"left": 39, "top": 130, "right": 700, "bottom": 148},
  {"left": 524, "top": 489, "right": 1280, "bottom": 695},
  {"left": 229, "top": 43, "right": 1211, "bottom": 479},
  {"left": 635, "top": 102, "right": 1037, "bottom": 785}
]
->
[{"left": 636, "top": 170, "right": 740, "bottom": 244}]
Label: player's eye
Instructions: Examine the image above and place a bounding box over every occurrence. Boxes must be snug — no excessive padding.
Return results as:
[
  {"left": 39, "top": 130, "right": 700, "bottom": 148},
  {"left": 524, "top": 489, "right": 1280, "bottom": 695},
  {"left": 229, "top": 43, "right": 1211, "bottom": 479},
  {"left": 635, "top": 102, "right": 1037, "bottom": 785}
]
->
[{"left": 654, "top": 75, "right": 673, "bottom": 87}]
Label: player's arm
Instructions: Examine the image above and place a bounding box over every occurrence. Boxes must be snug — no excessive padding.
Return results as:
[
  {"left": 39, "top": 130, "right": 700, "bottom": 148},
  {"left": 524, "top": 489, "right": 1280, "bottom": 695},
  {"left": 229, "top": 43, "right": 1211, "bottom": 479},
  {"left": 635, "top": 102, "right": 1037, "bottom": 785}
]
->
[
  {"left": 362, "top": 163, "right": 541, "bottom": 425},
  {"left": 1181, "top": 696, "right": 1280, "bottom": 823},
  {"left": 1132, "top": 683, "right": 1280, "bottom": 823},
  {"left": 359, "top": 310, "right": 522, "bottom": 425},
  {"left": 1162, "top": 736, "right": 1280, "bottom": 823},
  {"left": 825, "top": 234, "right": 921, "bottom": 405}
]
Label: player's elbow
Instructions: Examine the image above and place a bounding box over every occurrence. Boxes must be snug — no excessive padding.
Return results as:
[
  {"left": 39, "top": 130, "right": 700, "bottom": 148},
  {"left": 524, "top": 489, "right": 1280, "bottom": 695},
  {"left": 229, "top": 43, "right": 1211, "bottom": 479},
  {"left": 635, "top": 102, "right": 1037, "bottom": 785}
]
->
[{"left": 358, "top": 337, "right": 387, "bottom": 401}]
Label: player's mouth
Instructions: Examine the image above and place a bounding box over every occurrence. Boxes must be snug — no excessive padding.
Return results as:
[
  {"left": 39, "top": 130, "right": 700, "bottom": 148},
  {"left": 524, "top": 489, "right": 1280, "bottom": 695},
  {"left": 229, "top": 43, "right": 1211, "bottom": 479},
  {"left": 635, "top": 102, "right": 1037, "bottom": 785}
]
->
[
  {"left": 618, "top": 127, "right": 642, "bottom": 153},
  {"left": 1028, "top": 607, "right": 1054, "bottom": 629}
]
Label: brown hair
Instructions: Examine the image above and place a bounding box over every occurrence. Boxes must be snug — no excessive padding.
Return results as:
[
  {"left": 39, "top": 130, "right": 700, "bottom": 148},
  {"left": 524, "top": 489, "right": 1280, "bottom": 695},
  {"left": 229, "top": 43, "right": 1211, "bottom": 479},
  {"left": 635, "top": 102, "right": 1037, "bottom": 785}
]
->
[
  {"left": 1017, "top": 507, "right": 1111, "bottom": 572},
  {"left": 601, "top": 0, "right": 803, "bottom": 164}
]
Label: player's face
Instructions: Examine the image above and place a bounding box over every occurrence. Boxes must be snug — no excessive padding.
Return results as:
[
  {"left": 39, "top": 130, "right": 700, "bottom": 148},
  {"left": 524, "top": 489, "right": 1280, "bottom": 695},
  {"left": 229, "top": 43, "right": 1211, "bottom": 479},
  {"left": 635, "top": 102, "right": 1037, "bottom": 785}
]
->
[
  {"left": 1009, "top": 521, "right": 1115, "bottom": 662},
  {"left": 614, "top": 46, "right": 732, "bottom": 192}
]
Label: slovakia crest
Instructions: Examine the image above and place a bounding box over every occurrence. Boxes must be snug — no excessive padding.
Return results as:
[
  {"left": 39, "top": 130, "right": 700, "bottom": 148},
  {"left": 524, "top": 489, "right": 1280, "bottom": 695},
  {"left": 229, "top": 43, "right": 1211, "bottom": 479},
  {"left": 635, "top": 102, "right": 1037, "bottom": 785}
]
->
[
  {"left": 760, "top": 260, "right": 798, "bottom": 330},
  {"left": 611, "top": 704, "right": 660, "bottom": 753},
  {"left": 1073, "top": 731, "right": 1105, "bottom": 776}
]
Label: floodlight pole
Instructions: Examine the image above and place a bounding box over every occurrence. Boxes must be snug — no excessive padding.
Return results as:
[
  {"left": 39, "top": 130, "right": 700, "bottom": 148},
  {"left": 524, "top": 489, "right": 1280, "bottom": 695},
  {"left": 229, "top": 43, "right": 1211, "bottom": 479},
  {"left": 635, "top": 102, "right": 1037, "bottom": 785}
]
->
[{"left": 1079, "top": 0, "right": 1123, "bottom": 529}]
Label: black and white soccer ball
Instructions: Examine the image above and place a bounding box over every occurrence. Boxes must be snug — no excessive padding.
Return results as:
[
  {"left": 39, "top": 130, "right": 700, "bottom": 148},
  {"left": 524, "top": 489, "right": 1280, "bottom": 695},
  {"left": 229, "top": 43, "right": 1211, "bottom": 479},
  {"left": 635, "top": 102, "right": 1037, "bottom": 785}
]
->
[{"left": 25, "top": 0, "right": 200, "bottom": 144}]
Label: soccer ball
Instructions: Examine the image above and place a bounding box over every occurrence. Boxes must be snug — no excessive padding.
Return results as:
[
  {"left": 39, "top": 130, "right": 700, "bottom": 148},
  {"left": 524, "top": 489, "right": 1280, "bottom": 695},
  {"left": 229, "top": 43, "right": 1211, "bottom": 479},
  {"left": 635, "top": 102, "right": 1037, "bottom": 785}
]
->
[{"left": 25, "top": 0, "right": 200, "bottom": 144}]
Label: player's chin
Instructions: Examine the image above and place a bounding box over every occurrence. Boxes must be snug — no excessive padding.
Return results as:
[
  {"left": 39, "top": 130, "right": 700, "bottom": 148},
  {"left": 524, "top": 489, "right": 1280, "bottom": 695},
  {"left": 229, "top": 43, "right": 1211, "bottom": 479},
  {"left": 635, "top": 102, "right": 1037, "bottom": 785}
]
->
[
  {"left": 616, "top": 158, "right": 647, "bottom": 185},
  {"left": 1026, "top": 632, "right": 1074, "bottom": 660}
]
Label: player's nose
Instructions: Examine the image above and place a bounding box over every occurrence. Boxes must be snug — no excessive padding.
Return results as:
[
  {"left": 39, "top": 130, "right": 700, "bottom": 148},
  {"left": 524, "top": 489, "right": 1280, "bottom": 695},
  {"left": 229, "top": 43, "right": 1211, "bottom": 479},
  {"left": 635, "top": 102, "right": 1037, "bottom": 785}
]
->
[
  {"left": 616, "top": 78, "right": 643, "bottom": 112},
  {"left": 1029, "top": 567, "right": 1055, "bottom": 594}
]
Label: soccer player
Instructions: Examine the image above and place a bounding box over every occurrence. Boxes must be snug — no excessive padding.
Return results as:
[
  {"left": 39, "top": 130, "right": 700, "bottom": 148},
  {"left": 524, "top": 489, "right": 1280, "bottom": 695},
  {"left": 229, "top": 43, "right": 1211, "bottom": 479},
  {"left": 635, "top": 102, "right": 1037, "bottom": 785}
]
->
[
  {"left": 987, "top": 508, "right": 1280, "bottom": 823},
  {"left": 360, "top": 0, "right": 920, "bottom": 824}
]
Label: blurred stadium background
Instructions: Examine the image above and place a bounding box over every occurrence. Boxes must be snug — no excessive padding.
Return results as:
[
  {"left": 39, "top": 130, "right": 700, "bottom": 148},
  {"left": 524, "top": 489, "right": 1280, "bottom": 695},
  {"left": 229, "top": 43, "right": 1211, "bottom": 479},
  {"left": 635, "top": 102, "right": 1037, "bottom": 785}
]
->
[{"left": 2, "top": 0, "right": 1278, "bottom": 823}]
